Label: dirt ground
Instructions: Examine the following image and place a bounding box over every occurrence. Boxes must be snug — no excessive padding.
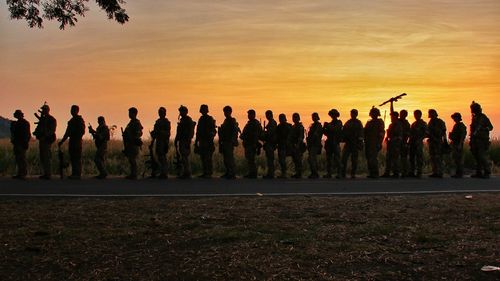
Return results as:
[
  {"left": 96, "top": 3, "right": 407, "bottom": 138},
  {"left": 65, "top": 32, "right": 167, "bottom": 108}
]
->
[{"left": 0, "top": 195, "right": 499, "bottom": 280}]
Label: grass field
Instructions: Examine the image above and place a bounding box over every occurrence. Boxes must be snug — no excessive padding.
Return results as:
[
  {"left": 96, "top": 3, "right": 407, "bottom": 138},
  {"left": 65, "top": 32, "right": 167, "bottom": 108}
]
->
[
  {"left": 0, "top": 139, "right": 499, "bottom": 177},
  {"left": 0, "top": 194, "right": 498, "bottom": 280}
]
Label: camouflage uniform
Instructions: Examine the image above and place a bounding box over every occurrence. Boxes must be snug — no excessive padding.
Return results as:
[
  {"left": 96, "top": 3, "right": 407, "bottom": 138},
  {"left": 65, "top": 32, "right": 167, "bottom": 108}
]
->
[
  {"left": 307, "top": 121, "right": 323, "bottom": 178},
  {"left": 123, "top": 119, "right": 143, "bottom": 178},
  {"left": 33, "top": 114, "right": 57, "bottom": 178},
  {"left": 449, "top": 121, "right": 467, "bottom": 177},
  {"left": 364, "top": 118, "right": 385, "bottom": 178},
  {"left": 470, "top": 113, "right": 493, "bottom": 177},
  {"left": 218, "top": 117, "right": 239, "bottom": 178},
  {"left": 240, "top": 119, "right": 263, "bottom": 178},
  {"left": 61, "top": 115, "right": 86, "bottom": 177},
  {"left": 409, "top": 119, "right": 427, "bottom": 177},
  {"left": 90, "top": 124, "right": 110, "bottom": 177},
  {"left": 262, "top": 119, "right": 278, "bottom": 178},
  {"left": 152, "top": 117, "right": 171, "bottom": 177},
  {"left": 323, "top": 120, "right": 343, "bottom": 178},
  {"left": 341, "top": 118, "right": 363, "bottom": 178},
  {"left": 384, "top": 119, "right": 403, "bottom": 177},
  {"left": 276, "top": 121, "right": 292, "bottom": 177},
  {"left": 288, "top": 123, "right": 305, "bottom": 178},
  {"left": 427, "top": 117, "right": 447, "bottom": 177},
  {"left": 175, "top": 115, "right": 196, "bottom": 178},
  {"left": 400, "top": 118, "right": 411, "bottom": 176},
  {"left": 10, "top": 117, "right": 31, "bottom": 178},
  {"left": 196, "top": 114, "right": 216, "bottom": 177}
]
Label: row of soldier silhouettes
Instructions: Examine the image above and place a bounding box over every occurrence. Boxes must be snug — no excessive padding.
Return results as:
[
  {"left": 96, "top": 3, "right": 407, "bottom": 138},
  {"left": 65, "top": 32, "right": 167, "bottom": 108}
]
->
[{"left": 9, "top": 101, "right": 493, "bottom": 180}]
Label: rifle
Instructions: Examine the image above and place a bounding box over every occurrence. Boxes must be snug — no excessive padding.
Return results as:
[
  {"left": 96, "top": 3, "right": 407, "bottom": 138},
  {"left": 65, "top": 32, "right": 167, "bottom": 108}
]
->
[{"left": 379, "top": 93, "right": 407, "bottom": 114}]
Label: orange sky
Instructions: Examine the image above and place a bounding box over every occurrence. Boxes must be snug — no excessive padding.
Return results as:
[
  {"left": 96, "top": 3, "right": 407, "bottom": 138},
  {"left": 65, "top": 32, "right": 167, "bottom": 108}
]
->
[{"left": 0, "top": 0, "right": 499, "bottom": 137}]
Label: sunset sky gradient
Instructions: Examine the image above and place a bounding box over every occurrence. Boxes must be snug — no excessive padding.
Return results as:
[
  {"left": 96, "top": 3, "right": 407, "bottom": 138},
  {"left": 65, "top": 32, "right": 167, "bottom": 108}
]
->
[{"left": 1, "top": 0, "right": 499, "bottom": 137}]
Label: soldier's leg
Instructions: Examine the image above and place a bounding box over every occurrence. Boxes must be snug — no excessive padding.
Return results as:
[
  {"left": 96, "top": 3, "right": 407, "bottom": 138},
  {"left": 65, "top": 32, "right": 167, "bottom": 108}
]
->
[
  {"left": 206, "top": 149, "right": 214, "bottom": 176},
  {"left": 69, "top": 141, "right": 83, "bottom": 177},
  {"left": 478, "top": 140, "right": 491, "bottom": 176},
  {"left": 264, "top": 147, "right": 275, "bottom": 177},
  {"left": 340, "top": 145, "right": 350, "bottom": 178},
  {"left": 392, "top": 144, "right": 401, "bottom": 176},
  {"left": 223, "top": 145, "right": 236, "bottom": 177},
  {"left": 325, "top": 148, "right": 333, "bottom": 177},
  {"left": 39, "top": 141, "right": 52, "bottom": 177},
  {"left": 333, "top": 144, "right": 342, "bottom": 177},
  {"left": 95, "top": 147, "right": 107, "bottom": 177},
  {"left": 127, "top": 147, "right": 139, "bottom": 178},
  {"left": 308, "top": 148, "right": 318, "bottom": 177},
  {"left": 383, "top": 144, "right": 392, "bottom": 176},
  {"left": 292, "top": 151, "right": 303, "bottom": 177},
  {"left": 14, "top": 145, "right": 28, "bottom": 177},
  {"left": 409, "top": 144, "right": 416, "bottom": 176},
  {"left": 247, "top": 148, "right": 257, "bottom": 177},
  {"left": 415, "top": 143, "right": 424, "bottom": 177},
  {"left": 351, "top": 147, "right": 358, "bottom": 177},
  {"left": 278, "top": 148, "right": 287, "bottom": 177}
]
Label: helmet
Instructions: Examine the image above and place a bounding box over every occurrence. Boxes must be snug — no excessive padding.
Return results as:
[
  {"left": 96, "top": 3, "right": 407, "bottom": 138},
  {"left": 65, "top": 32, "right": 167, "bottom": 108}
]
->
[
  {"left": 451, "top": 112, "right": 462, "bottom": 121},
  {"left": 369, "top": 107, "right": 380, "bottom": 117},
  {"left": 328, "top": 109, "right": 340, "bottom": 118},
  {"left": 178, "top": 105, "right": 188, "bottom": 113},
  {"left": 470, "top": 101, "right": 482, "bottom": 114}
]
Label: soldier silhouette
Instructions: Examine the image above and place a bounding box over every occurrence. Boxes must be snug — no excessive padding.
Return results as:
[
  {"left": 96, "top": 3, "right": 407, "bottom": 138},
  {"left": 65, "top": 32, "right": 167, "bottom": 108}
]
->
[
  {"left": 449, "top": 113, "right": 467, "bottom": 178},
  {"left": 261, "top": 110, "right": 278, "bottom": 179},
  {"left": 306, "top": 112, "right": 322, "bottom": 179},
  {"left": 364, "top": 107, "right": 385, "bottom": 178},
  {"left": 399, "top": 110, "right": 411, "bottom": 177},
  {"left": 240, "top": 109, "right": 263, "bottom": 178},
  {"left": 122, "top": 107, "right": 143, "bottom": 180},
  {"left": 59, "top": 105, "right": 85, "bottom": 179},
  {"left": 408, "top": 110, "right": 427, "bottom": 178},
  {"left": 288, "top": 113, "right": 305, "bottom": 179},
  {"left": 276, "top": 114, "right": 292, "bottom": 178},
  {"left": 323, "top": 109, "right": 343, "bottom": 179},
  {"left": 195, "top": 104, "right": 216, "bottom": 178},
  {"left": 88, "top": 116, "right": 110, "bottom": 179},
  {"left": 150, "top": 107, "right": 171, "bottom": 179},
  {"left": 427, "top": 109, "right": 447, "bottom": 178},
  {"left": 218, "top": 106, "right": 239, "bottom": 179},
  {"left": 33, "top": 103, "right": 57, "bottom": 180},
  {"left": 470, "top": 102, "right": 493, "bottom": 178},
  {"left": 175, "top": 105, "right": 196, "bottom": 179},
  {"left": 341, "top": 109, "right": 363, "bottom": 179},
  {"left": 382, "top": 111, "right": 403, "bottom": 178},
  {"left": 10, "top": 110, "right": 31, "bottom": 179}
]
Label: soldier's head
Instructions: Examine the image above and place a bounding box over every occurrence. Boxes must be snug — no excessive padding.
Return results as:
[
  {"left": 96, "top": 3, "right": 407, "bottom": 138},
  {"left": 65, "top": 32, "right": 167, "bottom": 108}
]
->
[
  {"left": 97, "top": 116, "right": 106, "bottom": 125},
  {"left": 400, "top": 110, "right": 408, "bottom": 120},
  {"left": 247, "top": 109, "right": 256, "bottom": 120},
  {"left": 128, "top": 107, "right": 138, "bottom": 119},
  {"left": 470, "top": 101, "right": 482, "bottom": 115},
  {"left": 13, "top": 110, "right": 24, "bottom": 119},
  {"left": 292, "top": 113, "right": 300, "bottom": 124},
  {"left": 350, "top": 109, "right": 358, "bottom": 119},
  {"left": 278, "top": 113, "right": 287, "bottom": 124},
  {"left": 390, "top": 111, "right": 399, "bottom": 122},
  {"left": 178, "top": 105, "right": 188, "bottom": 117},
  {"left": 265, "top": 110, "right": 273, "bottom": 121},
  {"left": 199, "top": 104, "right": 209, "bottom": 115},
  {"left": 328, "top": 109, "right": 340, "bottom": 120},
  {"left": 223, "top": 105, "right": 232, "bottom": 118},
  {"left": 40, "top": 104, "right": 50, "bottom": 115},
  {"left": 428, "top": 109, "right": 438, "bottom": 119},
  {"left": 70, "top": 105, "right": 79, "bottom": 116},
  {"left": 369, "top": 107, "right": 380, "bottom": 119},
  {"left": 158, "top": 107, "right": 167, "bottom": 118},
  {"left": 451, "top": 112, "right": 462, "bottom": 123},
  {"left": 414, "top": 109, "right": 422, "bottom": 120},
  {"left": 311, "top": 112, "right": 320, "bottom": 122}
]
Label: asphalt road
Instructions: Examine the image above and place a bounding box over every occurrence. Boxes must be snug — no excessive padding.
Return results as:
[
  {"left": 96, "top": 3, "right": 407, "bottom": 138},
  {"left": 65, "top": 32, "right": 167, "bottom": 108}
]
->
[{"left": 0, "top": 176, "right": 499, "bottom": 197}]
